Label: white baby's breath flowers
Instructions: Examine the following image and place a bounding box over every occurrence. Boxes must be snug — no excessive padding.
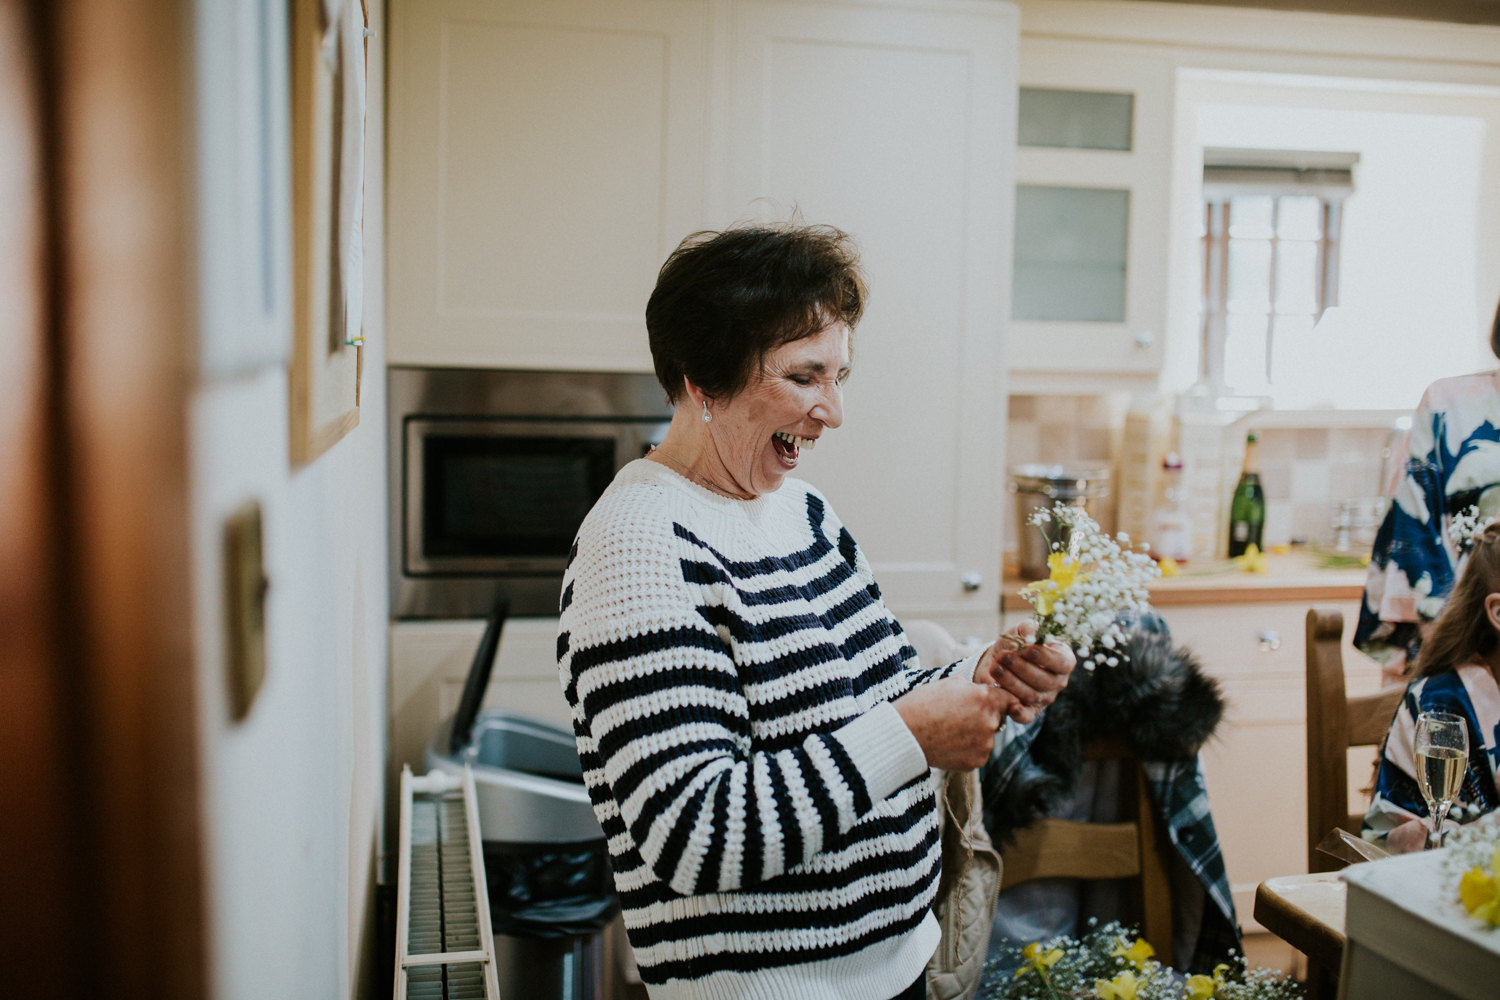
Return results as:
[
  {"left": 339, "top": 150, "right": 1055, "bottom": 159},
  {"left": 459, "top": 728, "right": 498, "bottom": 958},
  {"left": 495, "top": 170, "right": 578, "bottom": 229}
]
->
[
  {"left": 1448, "top": 504, "right": 1495, "bottom": 555},
  {"left": 1018, "top": 506, "right": 1161, "bottom": 669}
]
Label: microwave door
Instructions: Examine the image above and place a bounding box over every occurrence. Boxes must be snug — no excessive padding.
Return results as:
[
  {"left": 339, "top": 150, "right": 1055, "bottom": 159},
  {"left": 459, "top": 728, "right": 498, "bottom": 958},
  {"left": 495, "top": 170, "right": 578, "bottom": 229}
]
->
[{"left": 403, "top": 418, "right": 657, "bottom": 579}]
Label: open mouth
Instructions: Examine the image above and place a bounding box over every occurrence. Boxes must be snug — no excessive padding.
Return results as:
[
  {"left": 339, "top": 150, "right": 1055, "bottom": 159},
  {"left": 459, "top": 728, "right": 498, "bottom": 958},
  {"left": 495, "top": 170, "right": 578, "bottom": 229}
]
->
[{"left": 772, "top": 430, "right": 816, "bottom": 466}]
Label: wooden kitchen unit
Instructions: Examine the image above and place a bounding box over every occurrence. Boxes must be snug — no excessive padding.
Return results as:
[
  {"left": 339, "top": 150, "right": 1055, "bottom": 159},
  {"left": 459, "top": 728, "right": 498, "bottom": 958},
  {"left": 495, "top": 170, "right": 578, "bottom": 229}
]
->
[{"left": 1003, "top": 553, "right": 1382, "bottom": 940}]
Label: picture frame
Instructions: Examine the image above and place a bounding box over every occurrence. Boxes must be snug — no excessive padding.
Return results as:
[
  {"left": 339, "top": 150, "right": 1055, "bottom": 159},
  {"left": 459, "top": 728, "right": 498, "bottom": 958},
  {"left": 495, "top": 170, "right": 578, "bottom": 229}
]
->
[{"left": 289, "top": 0, "right": 367, "bottom": 465}]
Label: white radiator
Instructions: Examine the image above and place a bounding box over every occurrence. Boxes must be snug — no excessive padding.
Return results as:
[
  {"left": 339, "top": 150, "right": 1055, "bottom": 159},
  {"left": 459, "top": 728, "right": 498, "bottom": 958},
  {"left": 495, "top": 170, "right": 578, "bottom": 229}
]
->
[{"left": 395, "top": 766, "right": 501, "bottom": 1000}]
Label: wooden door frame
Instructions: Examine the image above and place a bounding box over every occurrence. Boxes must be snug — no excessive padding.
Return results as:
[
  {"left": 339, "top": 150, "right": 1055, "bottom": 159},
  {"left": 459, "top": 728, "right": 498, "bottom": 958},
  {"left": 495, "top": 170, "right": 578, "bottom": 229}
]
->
[{"left": 0, "top": 1, "right": 205, "bottom": 996}]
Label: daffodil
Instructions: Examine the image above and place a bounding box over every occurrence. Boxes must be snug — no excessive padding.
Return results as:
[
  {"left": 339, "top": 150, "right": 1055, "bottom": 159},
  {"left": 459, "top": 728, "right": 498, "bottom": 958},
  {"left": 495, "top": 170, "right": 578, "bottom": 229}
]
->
[
  {"left": 1184, "top": 963, "right": 1230, "bottom": 999},
  {"left": 1095, "top": 970, "right": 1140, "bottom": 1000},
  {"left": 1111, "top": 937, "right": 1155, "bottom": 971},
  {"left": 1459, "top": 849, "right": 1500, "bottom": 925},
  {"left": 1013, "top": 940, "right": 1064, "bottom": 979},
  {"left": 1021, "top": 553, "right": 1081, "bottom": 616},
  {"left": 1234, "top": 543, "right": 1269, "bottom": 574}
]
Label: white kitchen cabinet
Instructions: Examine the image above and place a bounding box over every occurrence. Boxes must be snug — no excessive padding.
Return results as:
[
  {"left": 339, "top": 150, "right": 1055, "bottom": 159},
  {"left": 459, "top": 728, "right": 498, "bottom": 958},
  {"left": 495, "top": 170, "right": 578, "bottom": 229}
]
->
[
  {"left": 726, "top": 0, "right": 1018, "bottom": 640},
  {"left": 387, "top": 0, "right": 713, "bottom": 371},
  {"left": 1007, "top": 37, "right": 1174, "bottom": 391}
]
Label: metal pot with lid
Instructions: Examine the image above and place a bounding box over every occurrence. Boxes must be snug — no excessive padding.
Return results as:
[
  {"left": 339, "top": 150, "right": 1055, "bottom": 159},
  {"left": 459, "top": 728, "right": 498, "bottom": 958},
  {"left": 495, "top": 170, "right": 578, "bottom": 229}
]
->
[{"left": 1009, "top": 463, "right": 1111, "bottom": 580}]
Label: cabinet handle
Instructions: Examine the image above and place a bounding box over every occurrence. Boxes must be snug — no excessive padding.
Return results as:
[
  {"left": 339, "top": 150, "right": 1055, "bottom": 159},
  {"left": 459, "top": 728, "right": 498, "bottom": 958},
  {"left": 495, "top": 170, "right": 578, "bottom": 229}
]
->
[
  {"left": 960, "top": 572, "right": 983, "bottom": 592},
  {"left": 1257, "top": 629, "right": 1281, "bottom": 652}
]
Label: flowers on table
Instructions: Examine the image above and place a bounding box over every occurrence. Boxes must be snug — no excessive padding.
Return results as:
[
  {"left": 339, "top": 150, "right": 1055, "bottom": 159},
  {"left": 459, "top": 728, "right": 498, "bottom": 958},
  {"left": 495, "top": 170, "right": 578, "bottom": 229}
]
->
[
  {"left": 1185, "top": 964, "right": 1230, "bottom": 999},
  {"left": 1018, "top": 506, "right": 1161, "bottom": 669},
  {"left": 1095, "top": 970, "right": 1140, "bottom": 999},
  {"left": 1448, "top": 819, "right": 1500, "bottom": 927},
  {"left": 980, "top": 922, "right": 1304, "bottom": 999},
  {"left": 1111, "top": 937, "right": 1155, "bottom": 971}
]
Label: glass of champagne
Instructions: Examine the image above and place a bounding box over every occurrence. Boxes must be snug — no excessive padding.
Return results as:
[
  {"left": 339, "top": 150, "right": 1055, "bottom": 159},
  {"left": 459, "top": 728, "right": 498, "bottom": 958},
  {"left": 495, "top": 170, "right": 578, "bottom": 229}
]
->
[{"left": 1414, "top": 711, "right": 1469, "bottom": 849}]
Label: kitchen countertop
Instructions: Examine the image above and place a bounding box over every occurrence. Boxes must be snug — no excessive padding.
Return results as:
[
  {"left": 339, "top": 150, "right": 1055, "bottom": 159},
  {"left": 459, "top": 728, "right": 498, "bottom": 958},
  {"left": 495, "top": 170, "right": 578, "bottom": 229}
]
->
[{"left": 1002, "top": 550, "right": 1369, "bottom": 609}]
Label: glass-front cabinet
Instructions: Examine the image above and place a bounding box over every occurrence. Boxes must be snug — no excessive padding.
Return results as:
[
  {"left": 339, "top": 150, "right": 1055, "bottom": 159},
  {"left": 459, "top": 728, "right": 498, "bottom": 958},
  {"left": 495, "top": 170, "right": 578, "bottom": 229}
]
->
[{"left": 1007, "top": 40, "right": 1172, "bottom": 391}]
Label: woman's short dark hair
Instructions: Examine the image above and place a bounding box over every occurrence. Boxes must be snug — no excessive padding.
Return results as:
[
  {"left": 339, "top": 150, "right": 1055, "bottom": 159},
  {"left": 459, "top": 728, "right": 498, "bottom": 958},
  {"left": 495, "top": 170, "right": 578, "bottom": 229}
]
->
[{"left": 646, "top": 223, "right": 866, "bottom": 403}]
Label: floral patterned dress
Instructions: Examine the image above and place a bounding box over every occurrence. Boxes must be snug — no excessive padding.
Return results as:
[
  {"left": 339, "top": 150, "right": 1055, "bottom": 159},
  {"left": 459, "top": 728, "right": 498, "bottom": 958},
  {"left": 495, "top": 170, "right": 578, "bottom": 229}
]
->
[
  {"left": 1362, "top": 659, "right": 1500, "bottom": 848},
  {"left": 1355, "top": 371, "right": 1500, "bottom": 673}
]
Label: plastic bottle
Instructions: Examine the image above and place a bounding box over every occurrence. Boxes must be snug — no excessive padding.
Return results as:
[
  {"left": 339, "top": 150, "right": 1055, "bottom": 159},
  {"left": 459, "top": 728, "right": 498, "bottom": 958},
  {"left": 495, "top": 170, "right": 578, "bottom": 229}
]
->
[{"left": 1151, "top": 452, "right": 1192, "bottom": 562}]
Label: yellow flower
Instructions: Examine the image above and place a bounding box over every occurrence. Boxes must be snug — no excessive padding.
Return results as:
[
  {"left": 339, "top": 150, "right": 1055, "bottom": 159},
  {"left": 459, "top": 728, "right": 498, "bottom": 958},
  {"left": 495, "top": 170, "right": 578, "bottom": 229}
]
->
[
  {"left": 1095, "top": 970, "right": 1140, "bottom": 1000},
  {"left": 1460, "top": 851, "right": 1500, "bottom": 925},
  {"left": 1021, "top": 553, "right": 1080, "bottom": 616},
  {"left": 1013, "top": 941, "right": 1064, "bottom": 979},
  {"left": 1234, "top": 543, "right": 1269, "bottom": 574},
  {"left": 1111, "top": 937, "right": 1155, "bottom": 971},
  {"left": 1158, "top": 557, "right": 1180, "bottom": 577},
  {"left": 1184, "top": 963, "right": 1230, "bottom": 999}
]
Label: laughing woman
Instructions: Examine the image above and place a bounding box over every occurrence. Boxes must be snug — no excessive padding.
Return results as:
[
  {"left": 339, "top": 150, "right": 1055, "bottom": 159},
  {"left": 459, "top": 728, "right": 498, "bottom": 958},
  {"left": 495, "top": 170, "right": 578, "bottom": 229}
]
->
[{"left": 557, "top": 224, "right": 1075, "bottom": 1000}]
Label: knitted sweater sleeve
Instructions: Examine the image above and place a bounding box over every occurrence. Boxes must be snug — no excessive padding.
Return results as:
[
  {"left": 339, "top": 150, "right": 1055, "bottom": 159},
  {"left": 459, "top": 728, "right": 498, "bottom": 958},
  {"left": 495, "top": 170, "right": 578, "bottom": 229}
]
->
[{"left": 558, "top": 501, "right": 931, "bottom": 898}]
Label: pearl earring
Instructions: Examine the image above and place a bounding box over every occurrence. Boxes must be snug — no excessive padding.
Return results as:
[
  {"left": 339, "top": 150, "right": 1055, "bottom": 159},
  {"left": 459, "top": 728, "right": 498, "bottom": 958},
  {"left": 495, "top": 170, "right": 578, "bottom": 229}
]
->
[{"left": 701, "top": 401, "right": 712, "bottom": 423}]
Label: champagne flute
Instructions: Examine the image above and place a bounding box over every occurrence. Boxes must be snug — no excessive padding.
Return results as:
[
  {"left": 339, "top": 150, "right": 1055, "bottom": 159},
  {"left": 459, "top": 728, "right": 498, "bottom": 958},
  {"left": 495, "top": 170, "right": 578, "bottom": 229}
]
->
[{"left": 1414, "top": 711, "right": 1469, "bottom": 849}]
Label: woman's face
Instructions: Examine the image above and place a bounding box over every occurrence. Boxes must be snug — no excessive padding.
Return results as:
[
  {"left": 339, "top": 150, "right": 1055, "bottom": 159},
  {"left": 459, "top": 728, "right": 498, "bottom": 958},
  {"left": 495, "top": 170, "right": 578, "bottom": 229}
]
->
[{"left": 711, "top": 322, "right": 849, "bottom": 496}]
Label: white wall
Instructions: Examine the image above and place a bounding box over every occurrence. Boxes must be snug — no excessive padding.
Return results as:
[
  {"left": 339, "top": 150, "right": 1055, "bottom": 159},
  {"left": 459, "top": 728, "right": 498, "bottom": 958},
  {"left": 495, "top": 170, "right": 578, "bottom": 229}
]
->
[
  {"left": 190, "top": 1, "right": 388, "bottom": 998},
  {"left": 1174, "top": 72, "right": 1500, "bottom": 409}
]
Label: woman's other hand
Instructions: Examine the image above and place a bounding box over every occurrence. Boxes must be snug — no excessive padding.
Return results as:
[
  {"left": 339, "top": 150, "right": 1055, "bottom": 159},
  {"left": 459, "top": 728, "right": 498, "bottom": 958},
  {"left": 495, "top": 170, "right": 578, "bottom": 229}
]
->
[
  {"left": 974, "top": 619, "right": 1076, "bottom": 724},
  {"left": 894, "top": 677, "right": 1013, "bottom": 771},
  {"left": 1385, "top": 818, "right": 1429, "bottom": 854}
]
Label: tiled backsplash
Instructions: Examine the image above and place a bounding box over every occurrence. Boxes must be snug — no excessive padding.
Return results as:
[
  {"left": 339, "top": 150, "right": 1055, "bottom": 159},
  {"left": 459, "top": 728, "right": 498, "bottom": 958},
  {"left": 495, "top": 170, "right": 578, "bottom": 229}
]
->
[
  {"left": 1005, "top": 395, "right": 1398, "bottom": 556},
  {"left": 1256, "top": 426, "right": 1393, "bottom": 550}
]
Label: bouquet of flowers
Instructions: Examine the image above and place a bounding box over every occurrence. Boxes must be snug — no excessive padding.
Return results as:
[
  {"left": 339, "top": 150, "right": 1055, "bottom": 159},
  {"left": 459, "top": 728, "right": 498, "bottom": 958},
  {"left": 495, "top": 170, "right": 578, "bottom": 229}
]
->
[
  {"left": 981, "top": 921, "right": 1303, "bottom": 1000},
  {"left": 1018, "top": 506, "right": 1161, "bottom": 669}
]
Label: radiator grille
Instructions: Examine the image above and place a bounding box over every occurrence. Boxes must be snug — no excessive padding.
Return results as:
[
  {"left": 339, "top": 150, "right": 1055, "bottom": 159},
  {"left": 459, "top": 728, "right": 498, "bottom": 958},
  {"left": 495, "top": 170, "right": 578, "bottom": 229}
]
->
[{"left": 396, "top": 768, "right": 499, "bottom": 1000}]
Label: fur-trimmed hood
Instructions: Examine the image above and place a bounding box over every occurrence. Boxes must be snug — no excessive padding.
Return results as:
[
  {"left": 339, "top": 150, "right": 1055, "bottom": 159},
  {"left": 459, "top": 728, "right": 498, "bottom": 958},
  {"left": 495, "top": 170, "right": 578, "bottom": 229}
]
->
[{"left": 982, "top": 629, "right": 1226, "bottom": 845}]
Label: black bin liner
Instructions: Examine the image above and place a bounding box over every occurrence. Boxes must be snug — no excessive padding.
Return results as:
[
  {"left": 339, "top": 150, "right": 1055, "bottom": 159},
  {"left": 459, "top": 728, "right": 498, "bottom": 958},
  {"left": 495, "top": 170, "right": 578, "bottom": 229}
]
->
[{"left": 484, "top": 838, "right": 619, "bottom": 939}]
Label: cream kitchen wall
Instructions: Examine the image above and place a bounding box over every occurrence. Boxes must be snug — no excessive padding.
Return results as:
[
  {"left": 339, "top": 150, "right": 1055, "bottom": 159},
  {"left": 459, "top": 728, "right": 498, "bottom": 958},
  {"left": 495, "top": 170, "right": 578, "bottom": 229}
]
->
[{"left": 190, "top": 1, "right": 389, "bottom": 998}]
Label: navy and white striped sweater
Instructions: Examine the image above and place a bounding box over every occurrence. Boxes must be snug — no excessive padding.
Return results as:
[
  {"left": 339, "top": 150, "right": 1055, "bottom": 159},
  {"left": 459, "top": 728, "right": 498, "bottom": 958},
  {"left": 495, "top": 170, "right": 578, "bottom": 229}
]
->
[{"left": 557, "top": 460, "right": 974, "bottom": 1000}]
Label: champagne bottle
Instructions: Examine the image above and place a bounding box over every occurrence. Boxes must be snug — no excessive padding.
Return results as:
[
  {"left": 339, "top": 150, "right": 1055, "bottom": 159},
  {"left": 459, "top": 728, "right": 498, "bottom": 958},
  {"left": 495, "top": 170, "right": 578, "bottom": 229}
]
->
[{"left": 1228, "top": 431, "right": 1265, "bottom": 558}]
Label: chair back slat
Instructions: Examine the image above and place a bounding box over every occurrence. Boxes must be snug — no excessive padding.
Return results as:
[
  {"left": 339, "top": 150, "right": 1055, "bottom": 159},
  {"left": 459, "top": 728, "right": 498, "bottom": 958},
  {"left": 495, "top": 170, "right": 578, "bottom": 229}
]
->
[
  {"left": 1347, "top": 687, "right": 1403, "bottom": 747},
  {"left": 1306, "top": 608, "right": 1355, "bottom": 872}
]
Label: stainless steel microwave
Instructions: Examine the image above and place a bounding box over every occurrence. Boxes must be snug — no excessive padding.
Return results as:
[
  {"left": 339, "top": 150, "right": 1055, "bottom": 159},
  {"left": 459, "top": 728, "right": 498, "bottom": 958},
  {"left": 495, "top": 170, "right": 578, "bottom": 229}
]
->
[{"left": 389, "top": 367, "right": 672, "bottom": 618}]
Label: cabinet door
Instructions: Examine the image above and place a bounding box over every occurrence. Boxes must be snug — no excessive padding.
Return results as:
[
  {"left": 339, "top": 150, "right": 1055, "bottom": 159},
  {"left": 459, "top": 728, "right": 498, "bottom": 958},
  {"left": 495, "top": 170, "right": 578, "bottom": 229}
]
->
[
  {"left": 727, "top": 0, "right": 1017, "bottom": 638},
  {"left": 1006, "top": 37, "right": 1172, "bottom": 389},
  {"left": 387, "top": 0, "right": 711, "bottom": 370}
]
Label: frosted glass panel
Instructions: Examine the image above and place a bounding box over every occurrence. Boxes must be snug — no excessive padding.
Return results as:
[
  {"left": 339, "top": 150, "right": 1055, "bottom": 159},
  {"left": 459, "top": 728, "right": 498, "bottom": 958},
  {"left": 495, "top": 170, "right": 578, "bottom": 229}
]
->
[
  {"left": 1012, "top": 186, "right": 1129, "bottom": 322},
  {"left": 1018, "top": 88, "right": 1133, "bottom": 151}
]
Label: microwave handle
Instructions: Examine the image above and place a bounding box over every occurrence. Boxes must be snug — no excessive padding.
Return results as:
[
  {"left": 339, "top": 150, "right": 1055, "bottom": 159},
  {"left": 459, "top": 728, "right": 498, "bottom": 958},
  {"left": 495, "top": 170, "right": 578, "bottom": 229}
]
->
[{"left": 449, "top": 593, "right": 511, "bottom": 754}]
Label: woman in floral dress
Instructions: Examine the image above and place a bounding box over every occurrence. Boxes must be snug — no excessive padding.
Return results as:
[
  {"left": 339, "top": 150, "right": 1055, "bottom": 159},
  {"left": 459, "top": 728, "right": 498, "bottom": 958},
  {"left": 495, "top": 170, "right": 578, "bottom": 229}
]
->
[{"left": 1356, "top": 299, "right": 1500, "bottom": 680}]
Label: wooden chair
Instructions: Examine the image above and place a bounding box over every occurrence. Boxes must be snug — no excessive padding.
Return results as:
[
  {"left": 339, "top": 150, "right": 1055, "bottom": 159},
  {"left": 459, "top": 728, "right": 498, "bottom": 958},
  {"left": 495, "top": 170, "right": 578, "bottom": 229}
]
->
[
  {"left": 1304, "top": 607, "right": 1404, "bottom": 874},
  {"left": 1297, "top": 608, "right": 1404, "bottom": 999},
  {"left": 999, "top": 737, "right": 1177, "bottom": 967}
]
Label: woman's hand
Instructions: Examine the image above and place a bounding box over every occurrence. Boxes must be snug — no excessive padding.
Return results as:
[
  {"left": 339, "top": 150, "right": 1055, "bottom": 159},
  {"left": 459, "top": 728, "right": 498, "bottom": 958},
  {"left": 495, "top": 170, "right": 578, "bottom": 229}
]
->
[
  {"left": 974, "top": 620, "right": 1076, "bottom": 724},
  {"left": 1386, "top": 818, "right": 1429, "bottom": 854},
  {"left": 894, "top": 676, "right": 1013, "bottom": 771}
]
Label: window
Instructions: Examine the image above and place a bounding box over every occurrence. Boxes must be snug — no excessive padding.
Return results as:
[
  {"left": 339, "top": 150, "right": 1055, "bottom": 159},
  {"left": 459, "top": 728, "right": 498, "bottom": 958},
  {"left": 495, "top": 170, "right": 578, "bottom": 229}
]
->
[{"left": 1197, "top": 149, "right": 1356, "bottom": 396}]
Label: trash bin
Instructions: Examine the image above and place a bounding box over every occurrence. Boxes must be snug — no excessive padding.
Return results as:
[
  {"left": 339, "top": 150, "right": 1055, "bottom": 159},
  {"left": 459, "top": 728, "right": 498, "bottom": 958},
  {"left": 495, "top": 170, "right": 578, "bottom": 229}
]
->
[{"left": 424, "top": 598, "right": 618, "bottom": 1000}]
